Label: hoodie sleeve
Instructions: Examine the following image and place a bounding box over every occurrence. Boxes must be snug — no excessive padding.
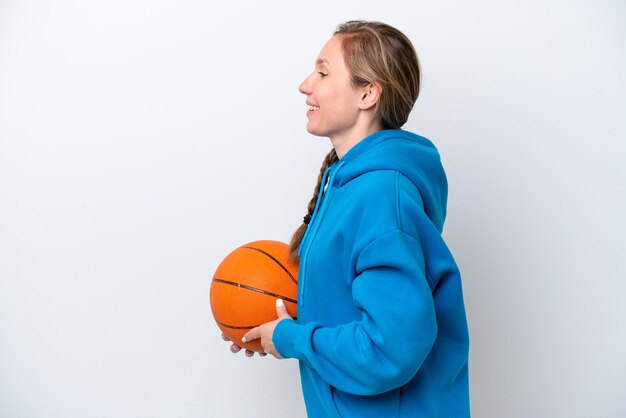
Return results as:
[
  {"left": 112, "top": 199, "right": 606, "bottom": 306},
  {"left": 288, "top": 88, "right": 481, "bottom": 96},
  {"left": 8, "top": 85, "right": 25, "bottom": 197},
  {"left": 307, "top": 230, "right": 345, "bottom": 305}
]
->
[{"left": 273, "top": 228, "right": 437, "bottom": 396}]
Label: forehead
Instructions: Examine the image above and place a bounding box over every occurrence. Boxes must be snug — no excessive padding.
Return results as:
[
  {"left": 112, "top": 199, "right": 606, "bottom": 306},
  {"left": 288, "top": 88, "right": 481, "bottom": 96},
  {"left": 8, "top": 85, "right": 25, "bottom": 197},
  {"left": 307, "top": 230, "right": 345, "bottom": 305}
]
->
[{"left": 316, "top": 35, "right": 344, "bottom": 67}]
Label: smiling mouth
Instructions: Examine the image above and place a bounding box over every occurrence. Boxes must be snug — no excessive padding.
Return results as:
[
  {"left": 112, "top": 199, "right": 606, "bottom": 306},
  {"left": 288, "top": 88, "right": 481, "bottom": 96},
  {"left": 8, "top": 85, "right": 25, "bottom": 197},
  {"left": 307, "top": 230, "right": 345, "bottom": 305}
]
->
[{"left": 307, "top": 105, "right": 320, "bottom": 111}]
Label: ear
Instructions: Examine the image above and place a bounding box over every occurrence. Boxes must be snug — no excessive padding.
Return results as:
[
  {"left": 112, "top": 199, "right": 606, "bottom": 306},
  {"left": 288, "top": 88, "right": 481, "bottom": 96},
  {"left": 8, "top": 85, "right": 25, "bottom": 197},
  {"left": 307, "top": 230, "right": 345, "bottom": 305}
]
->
[{"left": 358, "top": 82, "right": 382, "bottom": 111}]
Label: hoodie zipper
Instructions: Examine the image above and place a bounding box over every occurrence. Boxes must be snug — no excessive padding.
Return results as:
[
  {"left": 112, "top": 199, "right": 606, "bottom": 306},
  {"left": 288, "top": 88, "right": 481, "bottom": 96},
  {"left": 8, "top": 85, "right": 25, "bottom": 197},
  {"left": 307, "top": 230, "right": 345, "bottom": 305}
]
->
[{"left": 298, "top": 161, "right": 344, "bottom": 308}]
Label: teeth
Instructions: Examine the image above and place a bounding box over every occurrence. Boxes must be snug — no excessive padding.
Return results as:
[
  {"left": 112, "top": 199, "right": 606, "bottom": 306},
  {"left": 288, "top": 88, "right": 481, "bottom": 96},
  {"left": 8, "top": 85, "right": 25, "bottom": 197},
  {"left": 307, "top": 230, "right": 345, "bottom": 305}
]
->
[{"left": 307, "top": 105, "right": 320, "bottom": 111}]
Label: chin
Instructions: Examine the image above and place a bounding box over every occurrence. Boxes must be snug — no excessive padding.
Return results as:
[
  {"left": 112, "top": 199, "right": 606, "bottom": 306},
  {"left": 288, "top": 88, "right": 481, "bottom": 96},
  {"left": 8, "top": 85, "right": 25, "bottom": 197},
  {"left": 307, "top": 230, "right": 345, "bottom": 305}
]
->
[{"left": 306, "top": 124, "right": 326, "bottom": 138}]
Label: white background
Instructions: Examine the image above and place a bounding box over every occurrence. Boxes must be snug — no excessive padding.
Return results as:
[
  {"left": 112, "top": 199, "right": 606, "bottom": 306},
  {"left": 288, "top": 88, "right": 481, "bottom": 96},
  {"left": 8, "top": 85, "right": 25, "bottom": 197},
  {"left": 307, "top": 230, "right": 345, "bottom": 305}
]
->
[{"left": 1, "top": 1, "right": 624, "bottom": 417}]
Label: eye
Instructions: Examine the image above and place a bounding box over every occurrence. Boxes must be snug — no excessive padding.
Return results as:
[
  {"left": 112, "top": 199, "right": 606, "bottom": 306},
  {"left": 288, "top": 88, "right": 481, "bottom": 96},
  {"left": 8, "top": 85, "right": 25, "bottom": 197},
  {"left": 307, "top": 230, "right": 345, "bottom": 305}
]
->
[{"left": 317, "top": 71, "right": 328, "bottom": 78}]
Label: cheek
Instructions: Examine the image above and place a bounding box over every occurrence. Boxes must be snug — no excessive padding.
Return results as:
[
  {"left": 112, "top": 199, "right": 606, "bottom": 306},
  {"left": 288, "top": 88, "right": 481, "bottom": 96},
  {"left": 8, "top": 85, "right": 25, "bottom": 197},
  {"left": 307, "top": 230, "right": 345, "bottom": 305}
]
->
[
  {"left": 321, "top": 89, "right": 352, "bottom": 113},
  {"left": 333, "top": 95, "right": 360, "bottom": 119},
  {"left": 314, "top": 81, "right": 359, "bottom": 122},
  {"left": 334, "top": 83, "right": 359, "bottom": 110}
]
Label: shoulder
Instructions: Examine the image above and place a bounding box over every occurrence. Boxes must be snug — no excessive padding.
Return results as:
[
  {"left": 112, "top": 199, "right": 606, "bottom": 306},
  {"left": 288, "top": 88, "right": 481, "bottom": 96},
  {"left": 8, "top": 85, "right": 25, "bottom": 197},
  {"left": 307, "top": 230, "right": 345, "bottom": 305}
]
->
[
  {"left": 344, "top": 169, "right": 422, "bottom": 204},
  {"left": 337, "top": 170, "right": 424, "bottom": 232},
  {"left": 339, "top": 169, "right": 399, "bottom": 211}
]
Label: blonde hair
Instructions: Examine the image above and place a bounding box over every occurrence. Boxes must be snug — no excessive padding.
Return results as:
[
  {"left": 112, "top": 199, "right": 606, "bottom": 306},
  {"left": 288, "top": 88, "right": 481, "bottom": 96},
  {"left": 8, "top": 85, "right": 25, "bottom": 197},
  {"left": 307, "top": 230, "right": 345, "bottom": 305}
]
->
[
  {"left": 288, "top": 21, "right": 421, "bottom": 262},
  {"left": 336, "top": 20, "right": 421, "bottom": 129}
]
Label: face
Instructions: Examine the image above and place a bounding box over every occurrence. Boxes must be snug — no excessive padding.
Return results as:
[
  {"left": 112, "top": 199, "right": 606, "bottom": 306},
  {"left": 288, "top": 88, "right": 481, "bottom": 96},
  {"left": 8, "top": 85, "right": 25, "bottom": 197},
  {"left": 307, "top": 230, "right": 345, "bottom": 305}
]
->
[{"left": 298, "top": 36, "right": 362, "bottom": 141}]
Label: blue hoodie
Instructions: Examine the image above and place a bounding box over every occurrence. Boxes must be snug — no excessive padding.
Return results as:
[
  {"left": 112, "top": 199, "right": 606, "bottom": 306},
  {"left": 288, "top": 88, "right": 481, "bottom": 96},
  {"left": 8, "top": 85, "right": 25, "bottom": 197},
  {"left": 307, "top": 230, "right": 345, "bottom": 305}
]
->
[{"left": 273, "top": 129, "right": 470, "bottom": 418}]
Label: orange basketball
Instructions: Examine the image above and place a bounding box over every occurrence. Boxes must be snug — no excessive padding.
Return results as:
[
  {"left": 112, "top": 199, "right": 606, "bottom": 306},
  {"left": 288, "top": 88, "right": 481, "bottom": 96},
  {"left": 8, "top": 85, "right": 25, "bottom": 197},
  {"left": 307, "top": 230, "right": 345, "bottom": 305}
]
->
[{"left": 210, "top": 240, "right": 298, "bottom": 353}]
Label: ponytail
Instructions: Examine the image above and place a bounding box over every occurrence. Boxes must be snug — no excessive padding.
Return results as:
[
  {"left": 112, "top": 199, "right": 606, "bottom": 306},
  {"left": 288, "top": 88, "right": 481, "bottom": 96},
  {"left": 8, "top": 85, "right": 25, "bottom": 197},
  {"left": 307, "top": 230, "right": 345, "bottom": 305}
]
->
[{"left": 289, "top": 149, "right": 338, "bottom": 263}]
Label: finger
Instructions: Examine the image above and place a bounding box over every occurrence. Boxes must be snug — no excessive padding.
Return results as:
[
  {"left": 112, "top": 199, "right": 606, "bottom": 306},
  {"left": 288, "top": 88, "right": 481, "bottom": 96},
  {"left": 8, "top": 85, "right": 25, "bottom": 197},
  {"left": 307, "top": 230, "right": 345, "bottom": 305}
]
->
[
  {"left": 259, "top": 352, "right": 267, "bottom": 357},
  {"left": 242, "top": 327, "right": 259, "bottom": 343},
  {"left": 221, "top": 333, "right": 230, "bottom": 342},
  {"left": 275, "top": 298, "right": 291, "bottom": 319},
  {"left": 230, "top": 343, "right": 242, "bottom": 353},
  {"left": 245, "top": 349, "right": 254, "bottom": 357}
]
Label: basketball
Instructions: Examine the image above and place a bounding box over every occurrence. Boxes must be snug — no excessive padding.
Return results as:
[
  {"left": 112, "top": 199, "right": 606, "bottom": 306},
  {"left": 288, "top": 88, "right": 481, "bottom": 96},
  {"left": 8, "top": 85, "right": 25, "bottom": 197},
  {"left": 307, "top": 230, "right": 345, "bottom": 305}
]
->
[{"left": 210, "top": 240, "right": 298, "bottom": 353}]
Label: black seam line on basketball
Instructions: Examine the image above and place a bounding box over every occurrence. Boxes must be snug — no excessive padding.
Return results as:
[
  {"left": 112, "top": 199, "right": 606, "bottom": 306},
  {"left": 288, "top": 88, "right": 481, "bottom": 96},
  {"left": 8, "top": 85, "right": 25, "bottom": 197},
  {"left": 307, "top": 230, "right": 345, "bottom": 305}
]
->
[
  {"left": 217, "top": 322, "right": 258, "bottom": 330},
  {"left": 212, "top": 278, "right": 297, "bottom": 304},
  {"left": 240, "top": 246, "right": 298, "bottom": 285},
  {"left": 218, "top": 317, "right": 299, "bottom": 330}
]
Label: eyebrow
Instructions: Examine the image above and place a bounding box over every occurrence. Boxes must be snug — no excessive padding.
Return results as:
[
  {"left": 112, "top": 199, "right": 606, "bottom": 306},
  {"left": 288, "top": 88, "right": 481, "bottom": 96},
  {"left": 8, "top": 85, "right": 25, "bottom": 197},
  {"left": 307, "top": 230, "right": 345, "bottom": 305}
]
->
[{"left": 316, "top": 58, "right": 330, "bottom": 67}]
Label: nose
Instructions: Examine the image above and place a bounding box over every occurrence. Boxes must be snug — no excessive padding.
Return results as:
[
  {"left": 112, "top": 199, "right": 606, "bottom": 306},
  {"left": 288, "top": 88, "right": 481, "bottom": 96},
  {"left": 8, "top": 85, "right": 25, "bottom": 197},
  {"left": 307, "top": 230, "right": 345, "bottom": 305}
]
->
[{"left": 299, "top": 73, "right": 313, "bottom": 95}]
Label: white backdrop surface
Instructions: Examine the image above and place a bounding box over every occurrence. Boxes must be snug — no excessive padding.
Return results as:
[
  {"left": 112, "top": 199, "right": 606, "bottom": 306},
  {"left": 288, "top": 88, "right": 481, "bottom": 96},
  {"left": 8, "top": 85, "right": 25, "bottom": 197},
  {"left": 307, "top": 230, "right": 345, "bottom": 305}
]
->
[{"left": 1, "top": 1, "right": 624, "bottom": 417}]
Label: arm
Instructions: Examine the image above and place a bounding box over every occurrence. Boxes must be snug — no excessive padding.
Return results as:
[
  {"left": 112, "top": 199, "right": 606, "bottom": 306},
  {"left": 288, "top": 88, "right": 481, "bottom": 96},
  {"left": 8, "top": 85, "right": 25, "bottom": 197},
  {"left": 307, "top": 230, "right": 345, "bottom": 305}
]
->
[{"left": 273, "top": 229, "right": 437, "bottom": 396}]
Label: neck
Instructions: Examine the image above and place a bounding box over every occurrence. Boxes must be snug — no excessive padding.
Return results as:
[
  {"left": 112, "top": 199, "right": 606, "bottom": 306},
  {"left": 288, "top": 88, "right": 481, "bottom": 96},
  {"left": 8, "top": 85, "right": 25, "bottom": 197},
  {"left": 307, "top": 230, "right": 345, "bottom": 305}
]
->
[{"left": 330, "top": 120, "right": 384, "bottom": 159}]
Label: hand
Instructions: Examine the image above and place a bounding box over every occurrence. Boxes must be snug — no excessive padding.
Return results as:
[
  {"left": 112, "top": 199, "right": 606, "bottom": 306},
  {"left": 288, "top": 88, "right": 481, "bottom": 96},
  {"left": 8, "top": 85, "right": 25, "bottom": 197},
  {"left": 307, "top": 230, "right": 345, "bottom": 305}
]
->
[
  {"left": 241, "top": 299, "right": 292, "bottom": 359},
  {"left": 221, "top": 333, "right": 267, "bottom": 357}
]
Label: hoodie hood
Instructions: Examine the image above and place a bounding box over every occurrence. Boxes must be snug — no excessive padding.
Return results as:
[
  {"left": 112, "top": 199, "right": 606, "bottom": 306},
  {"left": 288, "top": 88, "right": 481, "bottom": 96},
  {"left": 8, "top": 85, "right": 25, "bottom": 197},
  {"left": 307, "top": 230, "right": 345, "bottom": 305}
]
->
[{"left": 333, "top": 129, "right": 448, "bottom": 231}]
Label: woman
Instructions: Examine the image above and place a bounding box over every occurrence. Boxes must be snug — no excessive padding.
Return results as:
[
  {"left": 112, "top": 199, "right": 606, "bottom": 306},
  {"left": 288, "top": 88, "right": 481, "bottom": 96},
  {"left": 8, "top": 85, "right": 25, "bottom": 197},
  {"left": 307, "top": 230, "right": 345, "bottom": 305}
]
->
[{"left": 234, "top": 20, "right": 470, "bottom": 417}]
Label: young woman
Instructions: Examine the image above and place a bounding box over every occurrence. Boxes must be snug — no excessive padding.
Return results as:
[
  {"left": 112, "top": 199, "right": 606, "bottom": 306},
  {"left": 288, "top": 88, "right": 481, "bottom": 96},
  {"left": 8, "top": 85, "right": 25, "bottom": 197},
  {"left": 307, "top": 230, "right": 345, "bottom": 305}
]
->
[{"left": 234, "top": 20, "right": 470, "bottom": 417}]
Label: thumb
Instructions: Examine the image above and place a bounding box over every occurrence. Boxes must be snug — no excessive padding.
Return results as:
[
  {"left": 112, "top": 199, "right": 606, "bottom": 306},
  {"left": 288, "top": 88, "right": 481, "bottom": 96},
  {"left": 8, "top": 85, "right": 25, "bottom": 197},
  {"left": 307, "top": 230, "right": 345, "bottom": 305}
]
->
[
  {"left": 276, "top": 299, "right": 291, "bottom": 319},
  {"left": 242, "top": 327, "right": 259, "bottom": 343}
]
